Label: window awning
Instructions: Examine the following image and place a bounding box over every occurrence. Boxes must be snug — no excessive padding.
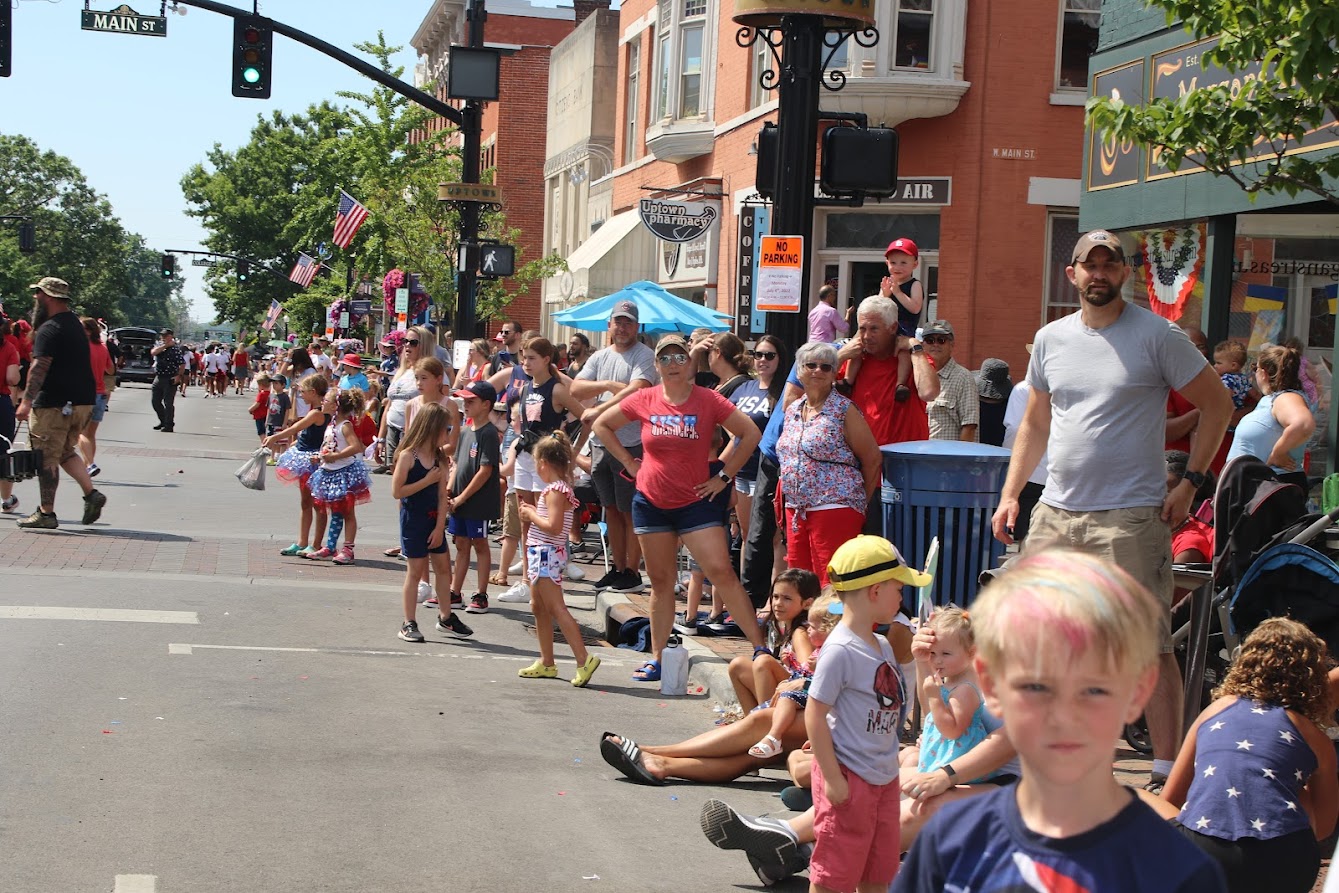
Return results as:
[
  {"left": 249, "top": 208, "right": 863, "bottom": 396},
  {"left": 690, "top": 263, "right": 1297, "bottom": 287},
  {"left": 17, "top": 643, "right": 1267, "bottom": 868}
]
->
[{"left": 545, "top": 209, "right": 657, "bottom": 305}]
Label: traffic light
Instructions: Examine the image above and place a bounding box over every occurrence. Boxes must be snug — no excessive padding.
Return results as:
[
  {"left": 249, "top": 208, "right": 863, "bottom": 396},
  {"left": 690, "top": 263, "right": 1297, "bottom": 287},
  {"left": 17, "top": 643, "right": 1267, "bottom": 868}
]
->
[
  {"left": 161, "top": 254, "right": 175, "bottom": 279},
  {"left": 18, "top": 222, "right": 35, "bottom": 254},
  {"left": 237, "top": 259, "right": 250, "bottom": 281},
  {"left": 1, "top": 2, "right": 12, "bottom": 79},
  {"left": 231, "top": 18, "right": 272, "bottom": 99}
]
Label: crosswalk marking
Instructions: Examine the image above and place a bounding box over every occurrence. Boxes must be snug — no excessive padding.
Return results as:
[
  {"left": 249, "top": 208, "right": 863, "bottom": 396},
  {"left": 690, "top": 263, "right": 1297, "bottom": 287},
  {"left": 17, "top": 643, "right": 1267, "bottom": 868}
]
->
[{"left": 0, "top": 607, "right": 198, "bottom": 624}]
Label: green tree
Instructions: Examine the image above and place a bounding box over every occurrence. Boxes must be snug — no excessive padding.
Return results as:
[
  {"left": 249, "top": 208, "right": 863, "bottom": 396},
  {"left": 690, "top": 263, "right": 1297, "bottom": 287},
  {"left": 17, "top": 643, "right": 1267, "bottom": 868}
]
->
[{"left": 1086, "top": 0, "right": 1339, "bottom": 204}]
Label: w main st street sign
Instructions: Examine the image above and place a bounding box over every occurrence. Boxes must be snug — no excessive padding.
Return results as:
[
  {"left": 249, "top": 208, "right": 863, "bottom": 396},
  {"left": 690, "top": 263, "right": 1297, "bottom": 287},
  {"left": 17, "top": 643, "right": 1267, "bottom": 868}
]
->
[{"left": 81, "top": 5, "right": 167, "bottom": 37}]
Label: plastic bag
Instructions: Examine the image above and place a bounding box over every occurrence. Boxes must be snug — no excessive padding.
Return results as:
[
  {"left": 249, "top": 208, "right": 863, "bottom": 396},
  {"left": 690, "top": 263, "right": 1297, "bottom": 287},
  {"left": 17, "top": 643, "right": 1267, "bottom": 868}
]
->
[{"left": 235, "top": 447, "right": 270, "bottom": 491}]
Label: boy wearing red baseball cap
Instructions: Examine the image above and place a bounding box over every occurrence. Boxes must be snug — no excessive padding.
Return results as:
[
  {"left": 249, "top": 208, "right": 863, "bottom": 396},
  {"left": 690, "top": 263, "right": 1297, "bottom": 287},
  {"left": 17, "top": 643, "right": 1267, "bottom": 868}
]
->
[{"left": 843, "top": 237, "right": 926, "bottom": 402}]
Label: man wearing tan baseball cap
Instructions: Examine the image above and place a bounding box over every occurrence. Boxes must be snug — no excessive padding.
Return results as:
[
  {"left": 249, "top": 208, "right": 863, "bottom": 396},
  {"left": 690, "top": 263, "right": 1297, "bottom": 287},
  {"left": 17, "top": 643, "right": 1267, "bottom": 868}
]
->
[{"left": 16, "top": 276, "right": 107, "bottom": 529}]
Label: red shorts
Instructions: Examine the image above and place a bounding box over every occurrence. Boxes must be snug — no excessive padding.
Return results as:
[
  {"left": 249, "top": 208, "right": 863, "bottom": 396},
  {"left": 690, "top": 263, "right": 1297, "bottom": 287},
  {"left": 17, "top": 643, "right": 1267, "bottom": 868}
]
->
[
  {"left": 810, "top": 761, "right": 901, "bottom": 890},
  {"left": 786, "top": 505, "right": 865, "bottom": 587}
]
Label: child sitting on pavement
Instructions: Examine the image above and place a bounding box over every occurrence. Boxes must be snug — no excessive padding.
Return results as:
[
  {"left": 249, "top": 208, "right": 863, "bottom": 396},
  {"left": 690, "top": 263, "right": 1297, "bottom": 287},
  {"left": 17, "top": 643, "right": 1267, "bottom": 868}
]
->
[
  {"left": 749, "top": 590, "right": 840, "bottom": 760},
  {"left": 893, "top": 549, "right": 1226, "bottom": 893},
  {"left": 806, "top": 535, "right": 929, "bottom": 893}
]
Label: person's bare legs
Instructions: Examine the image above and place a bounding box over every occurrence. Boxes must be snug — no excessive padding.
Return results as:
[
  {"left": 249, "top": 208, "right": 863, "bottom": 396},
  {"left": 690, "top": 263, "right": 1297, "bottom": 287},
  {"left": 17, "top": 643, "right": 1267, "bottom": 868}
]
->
[
  {"left": 451, "top": 536, "right": 472, "bottom": 595},
  {"left": 636, "top": 708, "right": 807, "bottom": 759},
  {"left": 472, "top": 537, "right": 491, "bottom": 593},
  {"left": 728, "top": 654, "right": 763, "bottom": 711},
  {"left": 735, "top": 491, "right": 753, "bottom": 576},
  {"left": 535, "top": 577, "right": 589, "bottom": 665},
  {"left": 1147, "top": 651, "right": 1184, "bottom": 764},
  {"left": 312, "top": 508, "right": 328, "bottom": 550},
  {"left": 680, "top": 525, "right": 764, "bottom": 651},
  {"left": 531, "top": 579, "right": 556, "bottom": 666},
  {"left": 787, "top": 748, "right": 813, "bottom": 788},
  {"left": 605, "top": 504, "right": 629, "bottom": 572},
  {"left": 403, "top": 557, "right": 427, "bottom": 623},
  {"left": 751, "top": 654, "right": 788, "bottom": 706},
  {"left": 61, "top": 454, "right": 94, "bottom": 497},
  {"left": 79, "top": 420, "right": 100, "bottom": 467},
  {"left": 298, "top": 487, "right": 314, "bottom": 548},
  {"left": 639, "top": 529, "right": 681, "bottom": 664},
  {"left": 496, "top": 534, "right": 519, "bottom": 585}
]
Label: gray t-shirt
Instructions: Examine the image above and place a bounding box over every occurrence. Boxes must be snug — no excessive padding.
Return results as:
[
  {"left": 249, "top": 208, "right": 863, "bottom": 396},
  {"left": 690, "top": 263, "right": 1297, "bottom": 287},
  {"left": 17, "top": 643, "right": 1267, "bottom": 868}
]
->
[
  {"left": 1027, "top": 302, "right": 1208, "bottom": 512},
  {"left": 452, "top": 422, "right": 501, "bottom": 520},
  {"left": 807, "top": 623, "right": 907, "bottom": 786},
  {"left": 576, "top": 341, "right": 658, "bottom": 448}
]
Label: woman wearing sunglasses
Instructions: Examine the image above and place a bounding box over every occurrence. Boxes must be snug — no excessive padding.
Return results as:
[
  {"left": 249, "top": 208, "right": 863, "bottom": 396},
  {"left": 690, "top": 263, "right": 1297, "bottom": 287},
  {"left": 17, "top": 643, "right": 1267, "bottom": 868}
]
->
[
  {"left": 724, "top": 336, "right": 789, "bottom": 577},
  {"left": 776, "top": 341, "right": 882, "bottom": 587},
  {"left": 593, "top": 334, "right": 768, "bottom": 683}
]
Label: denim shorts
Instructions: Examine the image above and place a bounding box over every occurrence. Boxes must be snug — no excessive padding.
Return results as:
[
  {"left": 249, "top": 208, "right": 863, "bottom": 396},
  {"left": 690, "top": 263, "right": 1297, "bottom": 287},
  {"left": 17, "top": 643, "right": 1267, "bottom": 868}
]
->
[
  {"left": 632, "top": 490, "right": 728, "bottom": 536},
  {"left": 90, "top": 393, "right": 108, "bottom": 423},
  {"left": 734, "top": 476, "right": 758, "bottom": 497}
]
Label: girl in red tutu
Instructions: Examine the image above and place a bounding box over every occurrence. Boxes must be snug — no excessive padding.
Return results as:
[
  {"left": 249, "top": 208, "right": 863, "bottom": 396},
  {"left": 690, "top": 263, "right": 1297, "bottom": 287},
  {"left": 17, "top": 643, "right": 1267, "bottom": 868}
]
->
[{"left": 306, "top": 389, "right": 372, "bottom": 565}]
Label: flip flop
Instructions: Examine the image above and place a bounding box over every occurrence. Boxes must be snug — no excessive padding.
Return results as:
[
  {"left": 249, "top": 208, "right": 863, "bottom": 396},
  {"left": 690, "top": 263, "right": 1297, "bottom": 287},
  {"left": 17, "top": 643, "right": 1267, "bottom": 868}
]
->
[
  {"left": 747, "top": 734, "right": 784, "bottom": 760},
  {"left": 631, "top": 660, "right": 661, "bottom": 682},
  {"left": 599, "top": 733, "right": 664, "bottom": 786},
  {"left": 383, "top": 547, "right": 401, "bottom": 558}
]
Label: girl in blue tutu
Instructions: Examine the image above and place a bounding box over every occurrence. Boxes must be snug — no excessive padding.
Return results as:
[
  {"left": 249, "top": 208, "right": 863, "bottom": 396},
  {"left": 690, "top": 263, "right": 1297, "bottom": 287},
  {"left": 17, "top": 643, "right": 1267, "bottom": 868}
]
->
[
  {"left": 263, "top": 374, "right": 331, "bottom": 557},
  {"left": 306, "top": 388, "right": 372, "bottom": 565}
]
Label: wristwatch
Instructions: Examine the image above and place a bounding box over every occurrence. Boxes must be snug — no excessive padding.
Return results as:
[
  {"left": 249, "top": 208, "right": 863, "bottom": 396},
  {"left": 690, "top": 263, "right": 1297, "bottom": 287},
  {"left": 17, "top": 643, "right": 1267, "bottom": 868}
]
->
[
  {"left": 909, "top": 343, "right": 925, "bottom": 354},
  {"left": 1182, "top": 470, "right": 1208, "bottom": 490},
  {"left": 942, "top": 763, "right": 957, "bottom": 779},
  {"left": 717, "top": 469, "right": 733, "bottom": 484}
]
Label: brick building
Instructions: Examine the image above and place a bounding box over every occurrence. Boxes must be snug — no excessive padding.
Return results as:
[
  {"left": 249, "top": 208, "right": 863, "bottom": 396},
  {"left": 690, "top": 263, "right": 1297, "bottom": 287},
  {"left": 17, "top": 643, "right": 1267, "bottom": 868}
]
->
[
  {"left": 542, "top": 0, "right": 1106, "bottom": 377},
  {"left": 412, "top": 0, "right": 576, "bottom": 334}
]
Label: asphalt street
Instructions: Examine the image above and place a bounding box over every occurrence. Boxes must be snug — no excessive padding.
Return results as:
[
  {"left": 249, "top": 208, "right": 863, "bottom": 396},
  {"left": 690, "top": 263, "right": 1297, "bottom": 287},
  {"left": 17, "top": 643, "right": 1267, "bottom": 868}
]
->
[{"left": 0, "top": 382, "right": 796, "bottom": 892}]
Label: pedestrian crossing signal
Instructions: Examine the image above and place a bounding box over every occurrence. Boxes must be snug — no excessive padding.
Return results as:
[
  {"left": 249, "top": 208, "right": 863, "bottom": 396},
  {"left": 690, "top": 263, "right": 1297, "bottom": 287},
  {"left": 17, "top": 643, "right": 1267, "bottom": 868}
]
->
[
  {"left": 478, "top": 244, "right": 514, "bottom": 279},
  {"left": 231, "top": 18, "right": 272, "bottom": 99},
  {"left": 161, "top": 254, "right": 176, "bottom": 279}
]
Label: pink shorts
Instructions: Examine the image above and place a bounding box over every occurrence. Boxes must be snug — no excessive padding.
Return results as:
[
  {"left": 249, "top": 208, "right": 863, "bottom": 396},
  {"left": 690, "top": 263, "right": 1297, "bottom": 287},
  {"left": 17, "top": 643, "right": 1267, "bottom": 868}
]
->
[
  {"left": 810, "top": 761, "right": 901, "bottom": 890},
  {"left": 786, "top": 506, "right": 865, "bottom": 588}
]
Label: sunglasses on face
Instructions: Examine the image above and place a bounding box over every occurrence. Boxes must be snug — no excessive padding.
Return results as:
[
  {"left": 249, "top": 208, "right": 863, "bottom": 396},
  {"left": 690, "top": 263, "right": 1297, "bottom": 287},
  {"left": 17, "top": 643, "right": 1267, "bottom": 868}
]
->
[
  {"left": 923, "top": 335, "right": 952, "bottom": 345},
  {"left": 803, "top": 362, "right": 834, "bottom": 373},
  {"left": 750, "top": 350, "right": 778, "bottom": 360},
  {"left": 404, "top": 340, "right": 419, "bottom": 347},
  {"left": 657, "top": 353, "right": 690, "bottom": 366}
]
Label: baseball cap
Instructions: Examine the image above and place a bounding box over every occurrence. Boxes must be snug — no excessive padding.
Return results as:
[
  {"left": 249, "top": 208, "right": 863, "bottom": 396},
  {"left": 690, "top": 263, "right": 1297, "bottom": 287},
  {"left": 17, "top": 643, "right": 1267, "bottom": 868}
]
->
[
  {"left": 1072, "top": 230, "right": 1127, "bottom": 264},
  {"left": 454, "top": 380, "right": 498, "bottom": 404},
  {"left": 921, "top": 320, "right": 954, "bottom": 338},
  {"left": 29, "top": 277, "right": 72, "bottom": 300},
  {"left": 884, "top": 238, "right": 918, "bottom": 260},
  {"left": 160, "top": 328, "right": 174, "bottom": 336},
  {"left": 827, "top": 535, "right": 932, "bottom": 591},
  {"left": 339, "top": 353, "right": 362, "bottom": 368},
  {"left": 654, "top": 334, "right": 690, "bottom": 356},
  {"left": 611, "top": 300, "right": 640, "bottom": 323}
]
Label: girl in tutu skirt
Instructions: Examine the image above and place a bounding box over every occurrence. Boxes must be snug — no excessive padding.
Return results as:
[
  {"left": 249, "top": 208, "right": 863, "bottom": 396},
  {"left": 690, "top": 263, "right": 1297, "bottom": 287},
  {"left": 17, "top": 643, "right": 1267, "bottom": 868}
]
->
[
  {"left": 306, "top": 389, "right": 371, "bottom": 565},
  {"left": 263, "top": 374, "right": 331, "bottom": 557}
]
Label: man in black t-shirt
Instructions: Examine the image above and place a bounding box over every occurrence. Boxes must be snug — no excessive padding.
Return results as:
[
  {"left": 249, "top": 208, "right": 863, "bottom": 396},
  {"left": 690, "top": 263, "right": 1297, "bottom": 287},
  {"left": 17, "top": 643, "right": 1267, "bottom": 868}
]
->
[
  {"left": 15, "top": 277, "right": 106, "bottom": 530},
  {"left": 150, "top": 329, "right": 185, "bottom": 432}
]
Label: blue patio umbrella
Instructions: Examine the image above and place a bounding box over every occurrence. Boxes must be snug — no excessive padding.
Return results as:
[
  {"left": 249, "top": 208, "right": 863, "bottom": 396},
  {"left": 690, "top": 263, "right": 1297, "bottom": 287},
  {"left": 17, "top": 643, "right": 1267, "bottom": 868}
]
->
[{"left": 552, "top": 280, "right": 732, "bottom": 334}]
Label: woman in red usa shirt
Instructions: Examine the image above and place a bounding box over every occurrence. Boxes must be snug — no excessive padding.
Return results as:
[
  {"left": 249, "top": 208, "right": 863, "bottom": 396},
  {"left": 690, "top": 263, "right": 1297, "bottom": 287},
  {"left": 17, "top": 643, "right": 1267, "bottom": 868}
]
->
[{"left": 593, "top": 334, "right": 768, "bottom": 683}]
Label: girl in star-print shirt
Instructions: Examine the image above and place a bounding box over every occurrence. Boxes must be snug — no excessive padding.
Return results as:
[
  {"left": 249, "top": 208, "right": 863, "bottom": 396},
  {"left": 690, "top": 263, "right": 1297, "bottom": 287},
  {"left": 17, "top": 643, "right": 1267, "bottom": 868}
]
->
[{"left": 1153, "top": 617, "right": 1338, "bottom": 893}]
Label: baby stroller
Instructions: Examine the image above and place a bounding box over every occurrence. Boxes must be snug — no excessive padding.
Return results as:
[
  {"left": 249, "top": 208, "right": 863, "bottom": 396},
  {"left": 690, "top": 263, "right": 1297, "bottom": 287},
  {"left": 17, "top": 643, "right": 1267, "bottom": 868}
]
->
[{"left": 1179, "top": 457, "right": 1339, "bottom": 731}]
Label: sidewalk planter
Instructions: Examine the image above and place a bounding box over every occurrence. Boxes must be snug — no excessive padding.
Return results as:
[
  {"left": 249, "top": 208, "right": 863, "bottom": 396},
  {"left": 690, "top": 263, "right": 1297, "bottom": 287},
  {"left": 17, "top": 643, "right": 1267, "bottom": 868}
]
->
[{"left": 881, "top": 441, "right": 1012, "bottom": 607}]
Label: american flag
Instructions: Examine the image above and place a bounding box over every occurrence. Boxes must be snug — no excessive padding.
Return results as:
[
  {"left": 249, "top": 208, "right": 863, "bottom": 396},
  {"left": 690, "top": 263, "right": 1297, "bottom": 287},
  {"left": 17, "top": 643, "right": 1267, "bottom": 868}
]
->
[
  {"left": 261, "top": 300, "right": 283, "bottom": 331},
  {"left": 332, "top": 190, "right": 370, "bottom": 249},
  {"left": 289, "top": 253, "right": 319, "bottom": 288}
]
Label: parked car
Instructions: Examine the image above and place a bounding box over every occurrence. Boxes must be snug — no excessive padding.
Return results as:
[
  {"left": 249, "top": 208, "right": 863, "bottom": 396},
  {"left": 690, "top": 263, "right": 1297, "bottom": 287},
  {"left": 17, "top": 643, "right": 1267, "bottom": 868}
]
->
[{"left": 111, "top": 326, "right": 159, "bottom": 384}]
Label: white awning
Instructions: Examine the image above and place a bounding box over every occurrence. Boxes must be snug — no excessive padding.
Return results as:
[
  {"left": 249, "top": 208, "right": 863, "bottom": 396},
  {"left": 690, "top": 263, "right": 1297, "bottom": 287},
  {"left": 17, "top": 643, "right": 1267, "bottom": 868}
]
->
[{"left": 545, "top": 209, "right": 656, "bottom": 305}]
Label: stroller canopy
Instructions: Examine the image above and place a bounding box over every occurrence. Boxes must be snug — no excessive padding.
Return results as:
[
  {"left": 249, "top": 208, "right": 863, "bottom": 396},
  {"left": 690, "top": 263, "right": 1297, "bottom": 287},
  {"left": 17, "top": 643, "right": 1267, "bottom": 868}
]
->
[{"left": 1229, "top": 543, "right": 1339, "bottom": 655}]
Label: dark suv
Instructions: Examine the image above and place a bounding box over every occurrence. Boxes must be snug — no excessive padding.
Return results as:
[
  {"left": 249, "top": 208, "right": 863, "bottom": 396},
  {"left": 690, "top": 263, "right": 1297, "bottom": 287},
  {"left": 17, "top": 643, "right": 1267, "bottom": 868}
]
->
[{"left": 111, "top": 327, "right": 160, "bottom": 384}]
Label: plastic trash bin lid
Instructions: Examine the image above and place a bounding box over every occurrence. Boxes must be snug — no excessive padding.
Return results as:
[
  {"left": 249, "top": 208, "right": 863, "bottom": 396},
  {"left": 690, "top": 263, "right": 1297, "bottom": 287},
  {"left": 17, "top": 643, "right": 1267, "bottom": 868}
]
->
[{"left": 879, "top": 441, "right": 1012, "bottom": 459}]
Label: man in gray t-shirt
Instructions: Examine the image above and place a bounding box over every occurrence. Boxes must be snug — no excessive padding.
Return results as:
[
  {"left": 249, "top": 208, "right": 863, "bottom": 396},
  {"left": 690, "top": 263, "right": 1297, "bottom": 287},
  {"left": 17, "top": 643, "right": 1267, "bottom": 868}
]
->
[
  {"left": 993, "top": 229, "right": 1232, "bottom": 786},
  {"left": 568, "top": 299, "right": 659, "bottom": 593}
]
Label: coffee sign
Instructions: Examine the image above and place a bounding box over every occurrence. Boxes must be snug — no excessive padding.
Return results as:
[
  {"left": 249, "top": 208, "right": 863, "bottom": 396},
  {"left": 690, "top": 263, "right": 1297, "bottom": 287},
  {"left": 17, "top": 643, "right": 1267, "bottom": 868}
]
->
[{"left": 638, "top": 199, "right": 718, "bottom": 244}]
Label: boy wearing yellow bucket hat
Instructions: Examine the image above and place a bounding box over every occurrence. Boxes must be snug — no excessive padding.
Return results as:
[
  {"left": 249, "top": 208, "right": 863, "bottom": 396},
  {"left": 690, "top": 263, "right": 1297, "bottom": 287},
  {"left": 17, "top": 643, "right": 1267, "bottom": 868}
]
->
[{"left": 805, "top": 535, "right": 930, "bottom": 892}]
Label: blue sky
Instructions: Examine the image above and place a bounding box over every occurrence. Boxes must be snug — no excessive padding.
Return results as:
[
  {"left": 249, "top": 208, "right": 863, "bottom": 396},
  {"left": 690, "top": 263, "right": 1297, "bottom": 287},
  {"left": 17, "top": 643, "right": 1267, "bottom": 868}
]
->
[{"left": 3, "top": 0, "right": 454, "bottom": 320}]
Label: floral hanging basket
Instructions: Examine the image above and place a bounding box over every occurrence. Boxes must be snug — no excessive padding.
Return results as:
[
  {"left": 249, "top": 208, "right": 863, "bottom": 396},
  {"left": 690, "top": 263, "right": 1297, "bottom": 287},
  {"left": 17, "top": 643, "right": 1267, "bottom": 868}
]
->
[{"left": 382, "top": 268, "right": 430, "bottom": 320}]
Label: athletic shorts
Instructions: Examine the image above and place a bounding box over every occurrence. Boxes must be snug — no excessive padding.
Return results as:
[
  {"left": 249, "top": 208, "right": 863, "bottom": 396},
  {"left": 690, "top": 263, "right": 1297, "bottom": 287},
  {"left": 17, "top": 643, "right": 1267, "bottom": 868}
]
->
[
  {"left": 526, "top": 542, "right": 568, "bottom": 582},
  {"left": 1027, "top": 503, "right": 1174, "bottom": 650},
  {"left": 448, "top": 516, "right": 486, "bottom": 539},
  {"left": 591, "top": 443, "right": 640, "bottom": 514}
]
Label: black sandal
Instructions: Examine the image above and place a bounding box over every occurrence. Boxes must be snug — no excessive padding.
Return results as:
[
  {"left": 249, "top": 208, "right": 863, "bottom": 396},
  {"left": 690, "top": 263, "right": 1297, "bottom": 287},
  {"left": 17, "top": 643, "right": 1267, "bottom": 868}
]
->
[{"left": 599, "top": 732, "right": 664, "bottom": 786}]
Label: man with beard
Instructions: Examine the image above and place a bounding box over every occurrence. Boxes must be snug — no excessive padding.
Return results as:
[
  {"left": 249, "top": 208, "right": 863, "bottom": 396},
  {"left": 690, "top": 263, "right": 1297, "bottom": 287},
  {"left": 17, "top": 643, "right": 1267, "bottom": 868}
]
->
[
  {"left": 15, "top": 277, "right": 106, "bottom": 529},
  {"left": 991, "top": 230, "right": 1231, "bottom": 792}
]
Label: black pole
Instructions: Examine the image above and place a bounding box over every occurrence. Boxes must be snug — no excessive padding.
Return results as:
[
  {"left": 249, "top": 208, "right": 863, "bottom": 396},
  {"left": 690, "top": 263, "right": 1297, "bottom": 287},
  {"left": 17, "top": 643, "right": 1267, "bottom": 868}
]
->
[
  {"left": 455, "top": 0, "right": 487, "bottom": 340},
  {"left": 766, "top": 15, "right": 823, "bottom": 352}
]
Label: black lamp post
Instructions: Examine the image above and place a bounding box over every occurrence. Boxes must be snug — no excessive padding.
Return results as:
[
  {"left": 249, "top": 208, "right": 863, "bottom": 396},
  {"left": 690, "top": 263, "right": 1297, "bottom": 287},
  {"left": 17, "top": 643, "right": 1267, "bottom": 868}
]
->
[{"left": 735, "top": 2, "right": 878, "bottom": 350}]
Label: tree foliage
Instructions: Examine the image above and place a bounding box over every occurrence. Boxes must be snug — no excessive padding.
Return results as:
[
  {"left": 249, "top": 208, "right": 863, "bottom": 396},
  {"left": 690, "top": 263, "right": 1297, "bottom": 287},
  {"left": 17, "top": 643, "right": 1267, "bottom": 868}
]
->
[
  {"left": 1087, "top": 0, "right": 1339, "bottom": 205},
  {"left": 0, "top": 133, "right": 188, "bottom": 326},
  {"left": 181, "top": 33, "right": 564, "bottom": 334}
]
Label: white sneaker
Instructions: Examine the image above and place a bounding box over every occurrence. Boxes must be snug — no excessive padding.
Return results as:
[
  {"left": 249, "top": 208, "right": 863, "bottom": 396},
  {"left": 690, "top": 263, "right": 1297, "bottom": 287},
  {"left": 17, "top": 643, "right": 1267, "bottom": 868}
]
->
[
  {"left": 497, "top": 582, "right": 530, "bottom": 603},
  {"left": 565, "top": 563, "right": 585, "bottom": 581},
  {"left": 416, "top": 581, "right": 434, "bottom": 604},
  {"left": 509, "top": 561, "right": 524, "bottom": 575}
]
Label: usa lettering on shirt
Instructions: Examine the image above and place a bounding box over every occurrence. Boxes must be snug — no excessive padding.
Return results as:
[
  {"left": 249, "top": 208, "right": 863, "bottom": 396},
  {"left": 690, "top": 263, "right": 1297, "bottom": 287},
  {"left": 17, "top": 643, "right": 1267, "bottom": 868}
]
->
[{"left": 649, "top": 414, "right": 700, "bottom": 439}]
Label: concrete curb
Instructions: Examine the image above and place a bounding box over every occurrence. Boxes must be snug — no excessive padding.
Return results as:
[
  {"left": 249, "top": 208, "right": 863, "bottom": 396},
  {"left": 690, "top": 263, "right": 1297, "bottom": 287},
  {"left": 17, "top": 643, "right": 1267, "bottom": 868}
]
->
[{"left": 595, "top": 588, "right": 738, "bottom": 709}]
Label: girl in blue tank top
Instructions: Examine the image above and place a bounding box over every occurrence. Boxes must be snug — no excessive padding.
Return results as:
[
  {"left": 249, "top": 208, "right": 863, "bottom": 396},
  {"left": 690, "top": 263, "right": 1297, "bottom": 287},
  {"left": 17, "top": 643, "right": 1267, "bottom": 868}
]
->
[
  {"left": 1158, "top": 617, "right": 1337, "bottom": 893},
  {"left": 908, "top": 605, "right": 1001, "bottom": 782},
  {"left": 262, "top": 373, "right": 331, "bottom": 558}
]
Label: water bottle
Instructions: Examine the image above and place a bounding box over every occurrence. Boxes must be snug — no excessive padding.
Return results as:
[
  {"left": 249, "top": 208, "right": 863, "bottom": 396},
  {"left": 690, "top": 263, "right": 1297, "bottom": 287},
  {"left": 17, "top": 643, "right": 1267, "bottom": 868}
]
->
[{"left": 660, "top": 633, "right": 691, "bottom": 696}]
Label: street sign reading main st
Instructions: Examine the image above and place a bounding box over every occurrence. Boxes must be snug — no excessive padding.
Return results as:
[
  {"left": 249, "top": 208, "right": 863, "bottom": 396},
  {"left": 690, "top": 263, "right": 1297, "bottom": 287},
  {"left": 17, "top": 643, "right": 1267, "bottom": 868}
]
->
[{"left": 81, "top": 5, "right": 167, "bottom": 37}]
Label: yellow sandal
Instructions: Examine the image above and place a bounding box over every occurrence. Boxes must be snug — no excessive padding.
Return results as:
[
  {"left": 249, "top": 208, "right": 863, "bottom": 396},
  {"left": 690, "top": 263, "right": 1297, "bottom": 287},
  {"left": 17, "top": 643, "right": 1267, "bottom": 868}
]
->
[
  {"left": 518, "top": 660, "right": 557, "bottom": 679},
  {"left": 572, "top": 655, "right": 602, "bottom": 688}
]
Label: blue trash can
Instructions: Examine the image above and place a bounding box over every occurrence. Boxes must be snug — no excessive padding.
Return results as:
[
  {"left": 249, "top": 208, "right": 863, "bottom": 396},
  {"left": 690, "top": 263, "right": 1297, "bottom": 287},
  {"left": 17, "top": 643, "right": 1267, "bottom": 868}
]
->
[{"left": 881, "top": 441, "right": 1012, "bottom": 607}]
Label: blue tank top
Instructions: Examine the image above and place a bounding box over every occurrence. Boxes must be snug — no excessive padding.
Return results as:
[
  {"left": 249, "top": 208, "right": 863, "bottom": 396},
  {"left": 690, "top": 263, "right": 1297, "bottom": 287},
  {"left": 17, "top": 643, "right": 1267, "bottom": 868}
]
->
[
  {"left": 295, "top": 413, "right": 330, "bottom": 451},
  {"left": 1178, "top": 699, "right": 1317, "bottom": 841},
  {"left": 1225, "top": 391, "right": 1305, "bottom": 474},
  {"left": 895, "top": 276, "right": 920, "bottom": 335},
  {"left": 399, "top": 455, "right": 440, "bottom": 517}
]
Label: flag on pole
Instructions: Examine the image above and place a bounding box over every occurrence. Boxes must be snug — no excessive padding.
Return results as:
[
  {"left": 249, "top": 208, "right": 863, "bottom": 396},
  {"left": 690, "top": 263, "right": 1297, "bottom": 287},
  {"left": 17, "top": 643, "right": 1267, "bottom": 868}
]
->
[
  {"left": 261, "top": 300, "right": 283, "bottom": 331},
  {"left": 332, "top": 190, "right": 370, "bottom": 249},
  {"left": 289, "top": 253, "right": 319, "bottom": 288}
]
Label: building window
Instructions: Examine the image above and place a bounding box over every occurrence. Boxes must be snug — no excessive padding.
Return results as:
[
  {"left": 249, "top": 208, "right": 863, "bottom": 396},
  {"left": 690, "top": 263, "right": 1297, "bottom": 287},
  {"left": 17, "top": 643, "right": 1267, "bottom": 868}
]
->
[
  {"left": 1043, "top": 213, "right": 1081, "bottom": 324},
  {"left": 624, "top": 39, "right": 640, "bottom": 164},
  {"left": 892, "top": 0, "right": 933, "bottom": 70},
  {"left": 824, "top": 30, "right": 849, "bottom": 72},
  {"left": 652, "top": 0, "right": 714, "bottom": 122},
  {"left": 1057, "top": 0, "right": 1100, "bottom": 90},
  {"left": 679, "top": 21, "right": 704, "bottom": 117},
  {"left": 749, "top": 39, "right": 772, "bottom": 108}
]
